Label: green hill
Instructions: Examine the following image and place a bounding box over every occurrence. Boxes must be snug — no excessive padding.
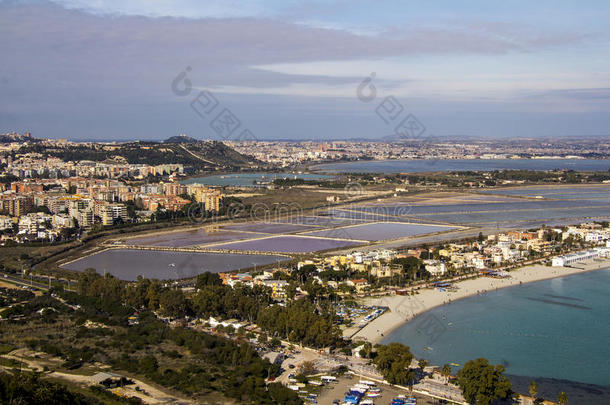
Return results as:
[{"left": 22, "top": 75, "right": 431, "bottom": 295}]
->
[{"left": 18, "top": 139, "right": 263, "bottom": 172}]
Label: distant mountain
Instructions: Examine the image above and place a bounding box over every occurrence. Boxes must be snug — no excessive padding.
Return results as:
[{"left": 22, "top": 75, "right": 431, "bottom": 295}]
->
[
  {"left": 17, "top": 139, "right": 264, "bottom": 171},
  {"left": 164, "top": 135, "right": 198, "bottom": 144}
]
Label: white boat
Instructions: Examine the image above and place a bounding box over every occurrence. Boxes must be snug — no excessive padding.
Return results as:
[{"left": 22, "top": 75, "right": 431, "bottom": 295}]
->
[
  {"left": 309, "top": 380, "right": 323, "bottom": 386},
  {"left": 359, "top": 380, "right": 376, "bottom": 386}
]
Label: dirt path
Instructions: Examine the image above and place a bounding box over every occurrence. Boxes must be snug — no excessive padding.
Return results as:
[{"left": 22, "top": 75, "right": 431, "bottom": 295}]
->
[{"left": 1, "top": 350, "right": 194, "bottom": 404}]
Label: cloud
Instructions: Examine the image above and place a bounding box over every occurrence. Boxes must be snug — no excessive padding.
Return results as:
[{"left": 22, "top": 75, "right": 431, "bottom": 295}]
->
[
  {"left": 45, "top": 0, "right": 271, "bottom": 19},
  {"left": 0, "top": 2, "right": 589, "bottom": 93},
  {"left": 0, "top": 1, "right": 606, "bottom": 139}
]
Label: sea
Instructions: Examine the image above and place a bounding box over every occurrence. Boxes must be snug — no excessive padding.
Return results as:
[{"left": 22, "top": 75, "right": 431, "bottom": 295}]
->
[
  {"left": 382, "top": 269, "right": 610, "bottom": 403},
  {"left": 313, "top": 158, "right": 610, "bottom": 173}
]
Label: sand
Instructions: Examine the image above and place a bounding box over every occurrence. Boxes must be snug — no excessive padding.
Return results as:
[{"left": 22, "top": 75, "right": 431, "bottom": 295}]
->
[{"left": 351, "top": 257, "right": 610, "bottom": 344}]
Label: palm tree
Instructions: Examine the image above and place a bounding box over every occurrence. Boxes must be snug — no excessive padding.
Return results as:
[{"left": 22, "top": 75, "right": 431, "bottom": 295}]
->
[
  {"left": 558, "top": 391, "right": 568, "bottom": 405},
  {"left": 529, "top": 380, "right": 539, "bottom": 403},
  {"left": 441, "top": 364, "right": 451, "bottom": 383}
]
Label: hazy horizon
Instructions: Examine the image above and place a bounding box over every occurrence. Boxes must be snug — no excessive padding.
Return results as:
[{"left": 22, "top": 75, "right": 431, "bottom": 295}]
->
[{"left": 2, "top": 0, "right": 610, "bottom": 141}]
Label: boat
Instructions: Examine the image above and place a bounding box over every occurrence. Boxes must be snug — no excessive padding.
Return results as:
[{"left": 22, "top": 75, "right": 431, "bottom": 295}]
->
[
  {"left": 168, "top": 263, "right": 175, "bottom": 267},
  {"left": 309, "top": 380, "right": 323, "bottom": 386},
  {"left": 359, "top": 380, "right": 376, "bottom": 386}
]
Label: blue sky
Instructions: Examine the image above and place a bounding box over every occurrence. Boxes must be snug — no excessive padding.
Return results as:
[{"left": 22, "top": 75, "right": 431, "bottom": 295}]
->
[{"left": 1, "top": 0, "right": 610, "bottom": 140}]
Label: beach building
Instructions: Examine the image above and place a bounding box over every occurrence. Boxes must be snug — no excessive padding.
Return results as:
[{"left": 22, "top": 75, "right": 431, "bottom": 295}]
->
[
  {"left": 595, "top": 247, "right": 610, "bottom": 257},
  {"left": 552, "top": 249, "right": 599, "bottom": 266},
  {"left": 347, "top": 278, "right": 370, "bottom": 293},
  {"left": 424, "top": 259, "right": 446, "bottom": 275},
  {"left": 585, "top": 231, "right": 609, "bottom": 243}
]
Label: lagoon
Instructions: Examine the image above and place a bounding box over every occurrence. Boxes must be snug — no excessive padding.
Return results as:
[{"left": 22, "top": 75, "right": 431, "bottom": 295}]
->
[
  {"left": 314, "top": 159, "right": 610, "bottom": 174},
  {"left": 126, "top": 228, "right": 269, "bottom": 247},
  {"left": 209, "top": 235, "right": 361, "bottom": 253},
  {"left": 62, "top": 249, "right": 287, "bottom": 280},
  {"left": 302, "top": 222, "right": 455, "bottom": 241},
  {"left": 483, "top": 185, "right": 610, "bottom": 200}
]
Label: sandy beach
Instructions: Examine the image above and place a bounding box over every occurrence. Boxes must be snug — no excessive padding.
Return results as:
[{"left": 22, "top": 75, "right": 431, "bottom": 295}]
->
[{"left": 352, "top": 257, "right": 610, "bottom": 344}]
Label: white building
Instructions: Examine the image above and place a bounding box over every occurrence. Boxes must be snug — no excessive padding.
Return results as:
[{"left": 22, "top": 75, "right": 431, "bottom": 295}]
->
[
  {"left": 0, "top": 215, "right": 13, "bottom": 231},
  {"left": 585, "top": 232, "right": 608, "bottom": 243},
  {"left": 18, "top": 212, "right": 52, "bottom": 234},
  {"left": 423, "top": 259, "right": 446, "bottom": 275},
  {"left": 552, "top": 250, "right": 599, "bottom": 267}
]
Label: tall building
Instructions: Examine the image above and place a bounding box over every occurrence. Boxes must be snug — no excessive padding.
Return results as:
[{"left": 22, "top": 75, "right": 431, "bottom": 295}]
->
[
  {"left": 164, "top": 182, "right": 187, "bottom": 196},
  {"left": 3, "top": 195, "right": 34, "bottom": 217},
  {"left": 190, "top": 185, "right": 223, "bottom": 212},
  {"left": 98, "top": 203, "right": 128, "bottom": 226},
  {"left": 68, "top": 198, "right": 94, "bottom": 228},
  {"left": 204, "top": 190, "right": 222, "bottom": 212}
]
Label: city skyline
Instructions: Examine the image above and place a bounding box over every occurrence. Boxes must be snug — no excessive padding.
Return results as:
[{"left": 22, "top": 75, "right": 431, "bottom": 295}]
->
[{"left": 2, "top": 0, "right": 610, "bottom": 140}]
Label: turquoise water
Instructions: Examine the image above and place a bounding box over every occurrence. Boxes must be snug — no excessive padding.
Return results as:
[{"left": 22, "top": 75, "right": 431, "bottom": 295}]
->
[{"left": 383, "top": 269, "right": 610, "bottom": 391}]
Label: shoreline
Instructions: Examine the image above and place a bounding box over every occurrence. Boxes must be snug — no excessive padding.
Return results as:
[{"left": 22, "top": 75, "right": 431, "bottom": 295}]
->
[{"left": 352, "top": 257, "right": 610, "bottom": 344}]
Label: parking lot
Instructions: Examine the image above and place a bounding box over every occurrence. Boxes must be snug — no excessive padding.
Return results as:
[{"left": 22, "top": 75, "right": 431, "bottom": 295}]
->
[{"left": 315, "top": 375, "right": 447, "bottom": 405}]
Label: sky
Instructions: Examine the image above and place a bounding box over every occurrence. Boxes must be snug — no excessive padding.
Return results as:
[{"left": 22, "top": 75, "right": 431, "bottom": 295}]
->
[{"left": 1, "top": 0, "right": 610, "bottom": 141}]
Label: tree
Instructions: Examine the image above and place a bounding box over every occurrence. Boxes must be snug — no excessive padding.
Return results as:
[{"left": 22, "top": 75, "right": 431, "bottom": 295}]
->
[
  {"left": 284, "top": 281, "right": 298, "bottom": 300},
  {"left": 0, "top": 371, "right": 89, "bottom": 404},
  {"left": 558, "top": 391, "right": 568, "bottom": 405},
  {"left": 267, "top": 382, "right": 302, "bottom": 405},
  {"left": 195, "top": 272, "right": 221, "bottom": 289},
  {"left": 139, "top": 355, "right": 159, "bottom": 376},
  {"left": 269, "top": 337, "right": 281, "bottom": 349},
  {"left": 145, "top": 280, "right": 163, "bottom": 310},
  {"left": 359, "top": 342, "right": 373, "bottom": 359},
  {"left": 158, "top": 289, "right": 189, "bottom": 318},
  {"left": 298, "top": 360, "right": 316, "bottom": 376},
  {"left": 373, "top": 343, "right": 414, "bottom": 385},
  {"left": 529, "top": 380, "right": 539, "bottom": 401},
  {"left": 391, "top": 257, "right": 429, "bottom": 281},
  {"left": 441, "top": 364, "right": 452, "bottom": 382},
  {"left": 457, "top": 358, "right": 512, "bottom": 405}
]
